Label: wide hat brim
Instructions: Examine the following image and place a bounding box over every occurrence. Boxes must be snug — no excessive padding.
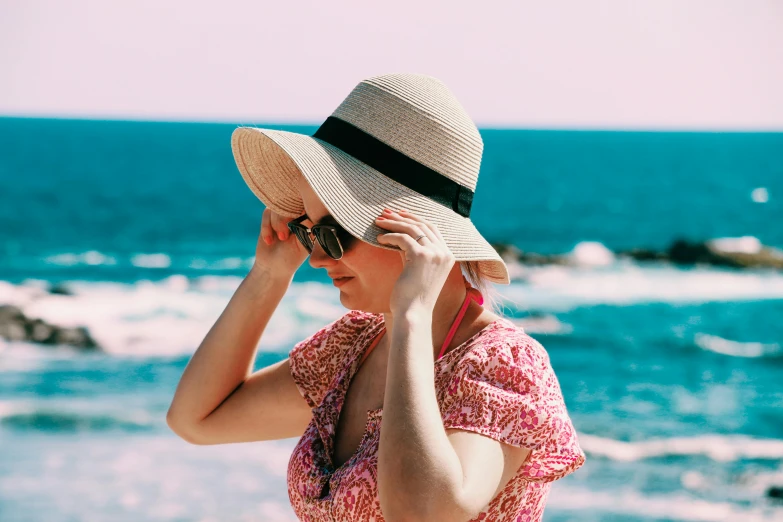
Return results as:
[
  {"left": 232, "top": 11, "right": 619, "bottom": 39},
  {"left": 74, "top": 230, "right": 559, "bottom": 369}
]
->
[{"left": 231, "top": 126, "right": 510, "bottom": 285}]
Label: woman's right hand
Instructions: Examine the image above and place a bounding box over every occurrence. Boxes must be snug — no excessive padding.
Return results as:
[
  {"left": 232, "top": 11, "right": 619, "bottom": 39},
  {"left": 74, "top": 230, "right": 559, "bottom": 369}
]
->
[{"left": 252, "top": 208, "right": 309, "bottom": 278}]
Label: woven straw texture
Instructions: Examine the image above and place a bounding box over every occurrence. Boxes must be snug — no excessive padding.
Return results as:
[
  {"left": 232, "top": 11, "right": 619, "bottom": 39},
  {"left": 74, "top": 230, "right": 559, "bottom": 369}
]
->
[{"left": 231, "top": 73, "right": 510, "bottom": 285}]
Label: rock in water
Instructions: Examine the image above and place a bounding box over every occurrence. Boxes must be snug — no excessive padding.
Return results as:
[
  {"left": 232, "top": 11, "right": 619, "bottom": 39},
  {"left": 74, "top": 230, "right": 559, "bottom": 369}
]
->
[
  {"left": 0, "top": 304, "right": 100, "bottom": 351},
  {"left": 48, "top": 283, "right": 74, "bottom": 296}
]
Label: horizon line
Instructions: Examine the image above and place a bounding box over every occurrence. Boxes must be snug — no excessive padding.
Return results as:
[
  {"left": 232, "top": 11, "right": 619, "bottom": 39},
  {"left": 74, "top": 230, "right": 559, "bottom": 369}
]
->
[{"left": 2, "top": 113, "right": 783, "bottom": 134}]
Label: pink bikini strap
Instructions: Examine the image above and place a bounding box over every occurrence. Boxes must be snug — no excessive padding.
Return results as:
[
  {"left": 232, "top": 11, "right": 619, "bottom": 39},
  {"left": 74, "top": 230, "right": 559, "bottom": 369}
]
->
[{"left": 437, "top": 278, "right": 483, "bottom": 360}]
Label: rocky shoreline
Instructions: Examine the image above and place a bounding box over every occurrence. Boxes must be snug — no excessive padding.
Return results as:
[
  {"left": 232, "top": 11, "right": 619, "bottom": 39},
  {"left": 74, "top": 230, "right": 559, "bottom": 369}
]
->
[
  {"left": 491, "top": 237, "right": 783, "bottom": 270},
  {"left": 0, "top": 304, "right": 99, "bottom": 351}
]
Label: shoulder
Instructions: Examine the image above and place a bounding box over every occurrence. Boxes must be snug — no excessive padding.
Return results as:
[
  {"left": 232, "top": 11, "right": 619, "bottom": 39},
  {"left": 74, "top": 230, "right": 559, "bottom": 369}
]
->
[
  {"left": 453, "top": 318, "right": 554, "bottom": 381},
  {"left": 294, "top": 309, "right": 379, "bottom": 349},
  {"left": 437, "top": 319, "right": 552, "bottom": 444},
  {"left": 288, "top": 309, "right": 382, "bottom": 408},
  {"left": 290, "top": 309, "right": 380, "bottom": 364},
  {"left": 480, "top": 321, "right": 570, "bottom": 411},
  {"left": 439, "top": 317, "right": 585, "bottom": 481},
  {"left": 342, "top": 309, "right": 381, "bottom": 328},
  {"left": 439, "top": 317, "right": 568, "bottom": 435},
  {"left": 333, "top": 310, "right": 383, "bottom": 349}
]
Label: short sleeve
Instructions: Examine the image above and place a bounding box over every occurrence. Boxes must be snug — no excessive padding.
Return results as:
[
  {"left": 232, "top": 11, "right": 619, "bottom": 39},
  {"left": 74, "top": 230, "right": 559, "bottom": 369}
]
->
[
  {"left": 440, "top": 332, "right": 585, "bottom": 483},
  {"left": 288, "top": 309, "right": 375, "bottom": 409}
]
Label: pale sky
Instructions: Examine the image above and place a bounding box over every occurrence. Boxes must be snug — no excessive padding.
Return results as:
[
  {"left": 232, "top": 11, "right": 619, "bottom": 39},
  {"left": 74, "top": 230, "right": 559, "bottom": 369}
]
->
[{"left": 1, "top": 0, "right": 782, "bottom": 129}]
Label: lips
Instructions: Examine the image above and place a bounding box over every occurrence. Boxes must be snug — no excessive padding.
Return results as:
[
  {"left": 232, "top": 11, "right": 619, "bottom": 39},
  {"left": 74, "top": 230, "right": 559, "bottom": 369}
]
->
[{"left": 332, "top": 276, "right": 353, "bottom": 287}]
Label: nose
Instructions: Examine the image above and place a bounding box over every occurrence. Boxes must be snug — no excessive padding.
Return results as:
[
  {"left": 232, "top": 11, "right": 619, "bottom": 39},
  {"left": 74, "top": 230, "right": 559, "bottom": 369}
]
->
[{"left": 308, "top": 237, "right": 338, "bottom": 270}]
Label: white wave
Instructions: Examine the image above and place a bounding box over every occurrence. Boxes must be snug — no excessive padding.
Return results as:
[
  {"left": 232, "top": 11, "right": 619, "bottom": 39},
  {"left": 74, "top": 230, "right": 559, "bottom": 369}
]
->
[
  {"left": 188, "top": 256, "right": 254, "bottom": 270},
  {"left": 39, "top": 252, "right": 257, "bottom": 271},
  {"left": 502, "top": 263, "right": 783, "bottom": 311},
  {"left": 548, "top": 485, "right": 778, "bottom": 522},
  {"left": 0, "top": 276, "right": 350, "bottom": 357},
  {"left": 130, "top": 253, "right": 171, "bottom": 268},
  {"left": 509, "top": 314, "right": 573, "bottom": 335},
  {"left": 0, "top": 400, "right": 17, "bottom": 419},
  {"left": 579, "top": 433, "right": 783, "bottom": 462},
  {"left": 0, "top": 434, "right": 298, "bottom": 521},
  {"left": 708, "top": 236, "right": 764, "bottom": 255},
  {"left": 44, "top": 250, "right": 117, "bottom": 266},
  {"left": 568, "top": 241, "right": 616, "bottom": 267},
  {"left": 751, "top": 187, "right": 769, "bottom": 204},
  {"left": 734, "top": 467, "right": 783, "bottom": 499},
  {"left": 26, "top": 248, "right": 783, "bottom": 314},
  {"left": 0, "top": 279, "right": 51, "bottom": 307},
  {"left": 0, "top": 339, "right": 99, "bottom": 370},
  {"left": 3, "top": 260, "right": 783, "bottom": 358},
  {"left": 695, "top": 333, "right": 781, "bottom": 358}
]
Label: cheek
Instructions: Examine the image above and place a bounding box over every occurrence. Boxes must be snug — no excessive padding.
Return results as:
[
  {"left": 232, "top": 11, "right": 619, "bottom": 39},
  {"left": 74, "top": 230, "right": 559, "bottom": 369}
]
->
[{"left": 344, "top": 244, "right": 402, "bottom": 276}]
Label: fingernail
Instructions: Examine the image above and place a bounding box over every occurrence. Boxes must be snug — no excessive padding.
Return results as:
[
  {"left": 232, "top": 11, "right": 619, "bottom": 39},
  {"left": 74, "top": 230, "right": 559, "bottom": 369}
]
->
[
  {"left": 278, "top": 231, "right": 285, "bottom": 240},
  {"left": 264, "top": 236, "right": 271, "bottom": 245}
]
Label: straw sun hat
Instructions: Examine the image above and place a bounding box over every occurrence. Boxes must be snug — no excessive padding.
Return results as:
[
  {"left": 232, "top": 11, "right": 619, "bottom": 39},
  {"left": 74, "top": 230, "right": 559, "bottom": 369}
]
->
[{"left": 230, "top": 73, "right": 510, "bottom": 285}]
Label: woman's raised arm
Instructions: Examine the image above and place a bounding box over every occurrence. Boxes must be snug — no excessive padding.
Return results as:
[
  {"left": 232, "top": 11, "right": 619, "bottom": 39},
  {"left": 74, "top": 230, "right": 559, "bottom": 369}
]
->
[{"left": 166, "top": 208, "right": 311, "bottom": 444}]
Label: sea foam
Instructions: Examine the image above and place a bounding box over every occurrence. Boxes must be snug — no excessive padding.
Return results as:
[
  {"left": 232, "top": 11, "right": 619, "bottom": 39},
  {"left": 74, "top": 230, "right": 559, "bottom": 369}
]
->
[{"left": 579, "top": 433, "right": 783, "bottom": 462}]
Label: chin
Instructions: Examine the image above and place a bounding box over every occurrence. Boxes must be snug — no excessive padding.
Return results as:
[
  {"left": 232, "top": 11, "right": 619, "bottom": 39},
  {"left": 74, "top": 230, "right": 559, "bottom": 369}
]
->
[
  {"left": 338, "top": 292, "right": 379, "bottom": 314},
  {"left": 338, "top": 288, "right": 357, "bottom": 306}
]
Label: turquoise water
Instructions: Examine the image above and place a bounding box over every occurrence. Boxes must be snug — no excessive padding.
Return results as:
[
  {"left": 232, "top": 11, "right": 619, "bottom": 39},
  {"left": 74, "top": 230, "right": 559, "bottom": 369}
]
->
[{"left": 1, "top": 117, "right": 782, "bottom": 521}]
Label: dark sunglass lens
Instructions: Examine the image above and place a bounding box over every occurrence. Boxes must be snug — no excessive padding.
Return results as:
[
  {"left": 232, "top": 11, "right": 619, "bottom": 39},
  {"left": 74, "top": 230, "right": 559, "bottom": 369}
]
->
[
  {"left": 339, "top": 228, "right": 354, "bottom": 250},
  {"left": 290, "top": 225, "right": 313, "bottom": 252},
  {"left": 315, "top": 227, "right": 344, "bottom": 259}
]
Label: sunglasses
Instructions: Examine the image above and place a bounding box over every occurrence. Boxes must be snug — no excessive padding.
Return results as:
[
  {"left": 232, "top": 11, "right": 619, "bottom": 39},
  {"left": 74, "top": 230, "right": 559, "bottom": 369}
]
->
[{"left": 287, "top": 214, "right": 355, "bottom": 260}]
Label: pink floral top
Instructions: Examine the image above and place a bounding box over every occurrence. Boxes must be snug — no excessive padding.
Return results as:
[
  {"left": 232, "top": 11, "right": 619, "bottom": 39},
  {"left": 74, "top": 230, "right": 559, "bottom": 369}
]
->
[{"left": 287, "top": 309, "right": 585, "bottom": 521}]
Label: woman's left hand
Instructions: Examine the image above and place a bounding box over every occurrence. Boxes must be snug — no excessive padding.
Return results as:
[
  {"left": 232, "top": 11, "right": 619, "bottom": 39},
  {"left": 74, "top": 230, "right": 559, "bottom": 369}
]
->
[{"left": 375, "top": 208, "right": 456, "bottom": 315}]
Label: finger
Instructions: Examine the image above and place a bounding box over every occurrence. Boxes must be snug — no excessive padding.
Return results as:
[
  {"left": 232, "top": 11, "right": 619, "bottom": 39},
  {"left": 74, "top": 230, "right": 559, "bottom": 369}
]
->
[
  {"left": 261, "top": 208, "right": 274, "bottom": 245},
  {"left": 271, "top": 212, "right": 289, "bottom": 241},
  {"left": 414, "top": 216, "right": 445, "bottom": 243},
  {"left": 387, "top": 210, "right": 438, "bottom": 243},
  {"left": 376, "top": 216, "right": 430, "bottom": 243},
  {"left": 377, "top": 231, "right": 422, "bottom": 251},
  {"left": 392, "top": 211, "right": 453, "bottom": 261}
]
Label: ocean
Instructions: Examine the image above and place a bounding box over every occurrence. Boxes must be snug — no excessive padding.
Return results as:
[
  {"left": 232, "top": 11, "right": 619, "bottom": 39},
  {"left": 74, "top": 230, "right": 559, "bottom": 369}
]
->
[{"left": 1, "top": 116, "right": 782, "bottom": 521}]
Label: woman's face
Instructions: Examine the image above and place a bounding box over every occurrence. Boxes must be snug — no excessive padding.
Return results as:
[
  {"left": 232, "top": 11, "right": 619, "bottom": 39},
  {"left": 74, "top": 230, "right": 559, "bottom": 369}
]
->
[{"left": 297, "top": 175, "right": 403, "bottom": 314}]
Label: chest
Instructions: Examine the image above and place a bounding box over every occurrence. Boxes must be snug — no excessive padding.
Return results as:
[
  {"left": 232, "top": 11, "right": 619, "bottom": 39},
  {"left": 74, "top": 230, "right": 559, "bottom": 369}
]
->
[{"left": 331, "top": 334, "right": 388, "bottom": 468}]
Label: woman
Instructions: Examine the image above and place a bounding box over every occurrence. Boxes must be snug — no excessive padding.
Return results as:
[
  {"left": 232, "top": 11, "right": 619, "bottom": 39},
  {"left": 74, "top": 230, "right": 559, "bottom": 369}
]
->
[{"left": 167, "top": 73, "right": 584, "bottom": 521}]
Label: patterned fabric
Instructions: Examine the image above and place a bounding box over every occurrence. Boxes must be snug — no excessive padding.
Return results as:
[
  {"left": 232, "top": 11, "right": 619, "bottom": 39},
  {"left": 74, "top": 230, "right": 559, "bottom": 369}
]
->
[{"left": 287, "top": 309, "right": 585, "bottom": 521}]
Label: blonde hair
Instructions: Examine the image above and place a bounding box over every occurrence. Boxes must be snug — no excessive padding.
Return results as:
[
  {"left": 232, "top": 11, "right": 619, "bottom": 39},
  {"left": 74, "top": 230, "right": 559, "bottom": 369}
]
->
[{"left": 459, "top": 260, "right": 506, "bottom": 317}]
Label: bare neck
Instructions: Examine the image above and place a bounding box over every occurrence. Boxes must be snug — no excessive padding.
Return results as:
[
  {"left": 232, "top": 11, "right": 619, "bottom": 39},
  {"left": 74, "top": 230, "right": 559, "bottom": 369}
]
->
[{"left": 381, "top": 270, "right": 477, "bottom": 359}]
